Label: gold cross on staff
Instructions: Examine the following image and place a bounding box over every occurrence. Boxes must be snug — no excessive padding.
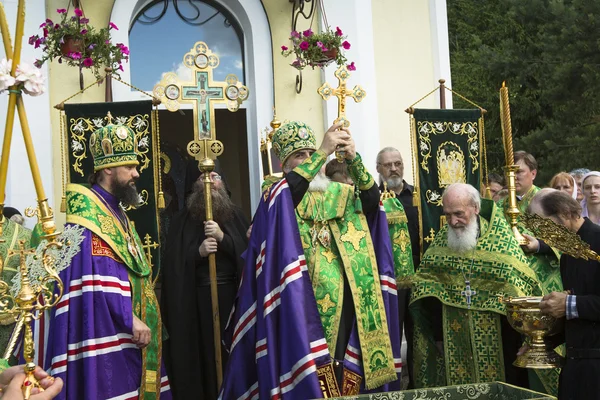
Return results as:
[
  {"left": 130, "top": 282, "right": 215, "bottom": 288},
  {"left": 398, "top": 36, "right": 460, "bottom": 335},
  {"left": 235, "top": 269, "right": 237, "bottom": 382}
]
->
[
  {"left": 153, "top": 41, "right": 249, "bottom": 144},
  {"left": 317, "top": 65, "right": 367, "bottom": 127},
  {"left": 141, "top": 234, "right": 159, "bottom": 269},
  {"left": 187, "top": 139, "right": 224, "bottom": 163}
]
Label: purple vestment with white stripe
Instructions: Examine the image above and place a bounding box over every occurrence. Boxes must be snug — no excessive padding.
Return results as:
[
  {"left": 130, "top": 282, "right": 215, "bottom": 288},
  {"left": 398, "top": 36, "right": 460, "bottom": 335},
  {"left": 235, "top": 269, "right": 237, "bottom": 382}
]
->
[{"left": 38, "top": 187, "right": 172, "bottom": 400}]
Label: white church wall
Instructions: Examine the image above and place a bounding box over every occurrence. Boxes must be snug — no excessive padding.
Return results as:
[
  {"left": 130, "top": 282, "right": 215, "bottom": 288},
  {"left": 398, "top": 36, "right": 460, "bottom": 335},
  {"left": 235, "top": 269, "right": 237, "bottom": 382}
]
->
[{"left": 0, "top": 0, "right": 54, "bottom": 229}]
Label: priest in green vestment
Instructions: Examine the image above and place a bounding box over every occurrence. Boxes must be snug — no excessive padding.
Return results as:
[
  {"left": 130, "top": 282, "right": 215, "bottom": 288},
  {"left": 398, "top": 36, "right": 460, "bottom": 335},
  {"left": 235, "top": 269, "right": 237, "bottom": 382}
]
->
[
  {"left": 496, "top": 151, "right": 562, "bottom": 395},
  {"left": 265, "top": 121, "right": 398, "bottom": 391},
  {"left": 0, "top": 217, "right": 31, "bottom": 358},
  {"left": 411, "top": 183, "right": 543, "bottom": 389}
]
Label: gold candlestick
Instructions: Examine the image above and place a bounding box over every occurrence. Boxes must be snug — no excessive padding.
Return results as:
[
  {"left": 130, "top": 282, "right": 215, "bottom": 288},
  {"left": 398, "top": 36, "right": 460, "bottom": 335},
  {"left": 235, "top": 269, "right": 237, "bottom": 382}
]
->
[{"left": 499, "top": 82, "right": 527, "bottom": 245}]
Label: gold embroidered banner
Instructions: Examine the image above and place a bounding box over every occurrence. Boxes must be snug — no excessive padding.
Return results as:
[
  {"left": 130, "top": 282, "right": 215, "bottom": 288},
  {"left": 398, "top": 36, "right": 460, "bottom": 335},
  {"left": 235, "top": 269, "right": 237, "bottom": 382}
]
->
[{"left": 410, "top": 109, "right": 484, "bottom": 255}]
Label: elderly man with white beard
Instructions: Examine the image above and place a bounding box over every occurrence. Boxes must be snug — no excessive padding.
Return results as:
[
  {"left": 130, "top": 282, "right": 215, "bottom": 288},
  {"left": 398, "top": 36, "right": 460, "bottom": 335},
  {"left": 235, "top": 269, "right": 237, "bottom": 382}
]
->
[{"left": 409, "top": 183, "right": 544, "bottom": 389}]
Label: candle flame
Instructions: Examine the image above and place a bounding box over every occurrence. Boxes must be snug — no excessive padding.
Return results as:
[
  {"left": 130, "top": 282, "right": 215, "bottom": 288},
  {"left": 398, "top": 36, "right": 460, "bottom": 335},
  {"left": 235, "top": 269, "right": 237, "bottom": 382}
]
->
[{"left": 502, "top": 81, "right": 506, "bottom": 88}]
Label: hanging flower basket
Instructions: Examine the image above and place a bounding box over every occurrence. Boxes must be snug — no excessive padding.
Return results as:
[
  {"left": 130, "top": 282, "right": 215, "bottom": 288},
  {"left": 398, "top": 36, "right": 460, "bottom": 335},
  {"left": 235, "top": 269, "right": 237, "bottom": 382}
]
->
[
  {"left": 60, "top": 35, "right": 84, "bottom": 57},
  {"left": 281, "top": 27, "right": 355, "bottom": 71},
  {"left": 29, "top": 8, "right": 129, "bottom": 81}
]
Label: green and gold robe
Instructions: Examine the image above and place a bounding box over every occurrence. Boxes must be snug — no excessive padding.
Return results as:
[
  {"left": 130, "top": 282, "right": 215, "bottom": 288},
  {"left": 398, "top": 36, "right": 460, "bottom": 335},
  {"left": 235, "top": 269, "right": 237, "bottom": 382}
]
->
[
  {"left": 410, "top": 200, "right": 543, "bottom": 388},
  {"left": 267, "top": 150, "right": 398, "bottom": 388},
  {"left": 381, "top": 196, "right": 414, "bottom": 288}
]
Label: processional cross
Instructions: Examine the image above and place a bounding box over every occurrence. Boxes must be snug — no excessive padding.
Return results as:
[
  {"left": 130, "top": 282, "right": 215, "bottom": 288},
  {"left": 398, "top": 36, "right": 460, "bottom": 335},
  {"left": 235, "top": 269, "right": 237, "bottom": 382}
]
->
[
  {"left": 153, "top": 41, "right": 249, "bottom": 388},
  {"left": 317, "top": 65, "right": 366, "bottom": 128},
  {"left": 317, "top": 65, "right": 366, "bottom": 160}
]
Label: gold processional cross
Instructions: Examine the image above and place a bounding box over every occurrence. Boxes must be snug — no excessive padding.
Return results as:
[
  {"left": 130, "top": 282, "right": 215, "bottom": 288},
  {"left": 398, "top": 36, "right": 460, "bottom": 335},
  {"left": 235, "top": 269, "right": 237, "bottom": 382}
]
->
[
  {"left": 154, "top": 41, "right": 249, "bottom": 164},
  {"left": 317, "top": 65, "right": 366, "bottom": 161},
  {"left": 153, "top": 41, "right": 249, "bottom": 388},
  {"left": 317, "top": 65, "right": 366, "bottom": 128}
]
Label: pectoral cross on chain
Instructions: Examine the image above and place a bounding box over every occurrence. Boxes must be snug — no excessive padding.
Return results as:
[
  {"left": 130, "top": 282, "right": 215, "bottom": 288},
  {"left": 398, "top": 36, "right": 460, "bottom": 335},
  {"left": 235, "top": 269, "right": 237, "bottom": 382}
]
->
[{"left": 461, "top": 280, "right": 477, "bottom": 309}]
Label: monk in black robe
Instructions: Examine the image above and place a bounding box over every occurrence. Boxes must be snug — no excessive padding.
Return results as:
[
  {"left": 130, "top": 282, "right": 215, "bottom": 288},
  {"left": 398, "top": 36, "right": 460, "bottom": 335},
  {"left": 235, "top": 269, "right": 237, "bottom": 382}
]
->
[
  {"left": 528, "top": 190, "right": 600, "bottom": 400},
  {"left": 162, "top": 169, "right": 249, "bottom": 400}
]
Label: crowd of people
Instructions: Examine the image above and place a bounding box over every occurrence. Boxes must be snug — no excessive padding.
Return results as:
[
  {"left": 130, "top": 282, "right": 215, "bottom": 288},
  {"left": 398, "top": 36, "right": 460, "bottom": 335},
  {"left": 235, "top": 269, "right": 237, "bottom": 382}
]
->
[{"left": 0, "top": 119, "right": 597, "bottom": 400}]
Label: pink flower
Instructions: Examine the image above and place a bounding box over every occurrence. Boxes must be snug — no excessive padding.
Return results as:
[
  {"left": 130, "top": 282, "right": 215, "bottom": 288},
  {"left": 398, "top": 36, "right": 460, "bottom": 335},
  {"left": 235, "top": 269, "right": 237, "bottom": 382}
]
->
[
  {"left": 43, "top": 28, "right": 48, "bottom": 37},
  {"left": 69, "top": 52, "right": 82, "bottom": 60},
  {"left": 347, "top": 62, "right": 356, "bottom": 71},
  {"left": 342, "top": 41, "right": 351, "bottom": 50},
  {"left": 80, "top": 18, "right": 89, "bottom": 24},
  {"left": 281, "top": 45, "right": 288, "bottom": 51},
  {"left": 74, "top": 8, "right": 83, "bottom": 17},
  {"left": 39, "top": 22, "right": 46, "bottom": 28},
  {"left": 80, "top": 29, "right": 87, "bottom": 35},
  {"left": 109, "top": 22, "right": 119, "bottom": 30},
  {"left": 83, "top": 58, "right": 94, "bottom": 67},
  {"left": 34, "top": 39, "right": 42, "bottom": 49},
  {"left": 117, "top": 43, "right": 130, "bottom": 55},
  {"left": 118, "top": 64, "right": 124, "bottom": 72},
  {"left": 336, "top": 27, "right": 343, "bottom": 36},
  {"left": 291, "top": 31, "right": 300, "bottom": 38},
  {"left": 28, "top": 35, "right": 36, "bottom": 45},
  {"left": 316, "top": 41, "right": 324, "bottom": 49},
  {"left": 303, "top": 29, "right": 313, "bottom": 37},
  {"left": 299, "top": 41, "right": 309, "bottom": 51},
  {"left": 56, "top": 9, "right": 67, "bottom": 14}
]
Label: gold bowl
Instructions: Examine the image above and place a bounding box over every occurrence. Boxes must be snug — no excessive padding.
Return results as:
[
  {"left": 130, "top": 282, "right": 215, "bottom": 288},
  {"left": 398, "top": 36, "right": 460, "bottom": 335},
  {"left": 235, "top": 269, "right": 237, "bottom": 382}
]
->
[{"left": 501, "top": 296, "right": 564, "bottom": 369}]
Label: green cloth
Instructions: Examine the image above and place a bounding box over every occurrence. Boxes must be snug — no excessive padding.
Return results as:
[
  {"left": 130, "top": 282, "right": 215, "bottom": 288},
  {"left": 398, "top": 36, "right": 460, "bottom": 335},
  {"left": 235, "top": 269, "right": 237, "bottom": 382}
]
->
[
  {"left": 293, "top": 151, "right": 396, "bottom": 389},
  {"left": 0, "top": 218, "right": 31, "bottom": 361},
  {"left": 410, "top": 199, "right": 543, "bottom": 388},
  {"left": 496, "top": 185, "right": 562, "bottom": 396},
  {"left": 381, "top": 197, "right": 414, "bottom": 287},
  {"left": 66, "top": 184, "right": 162, "bottom": 399}
]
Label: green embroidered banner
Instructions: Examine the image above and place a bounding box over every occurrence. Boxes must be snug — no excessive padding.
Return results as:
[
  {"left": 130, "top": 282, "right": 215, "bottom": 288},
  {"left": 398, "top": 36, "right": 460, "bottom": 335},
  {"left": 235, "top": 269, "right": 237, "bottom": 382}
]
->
[
  {"left": 63, "top": 100, "right": 161, "bottom": 279},
  {"left": 411, "top": 109, "right": 484, "bottom": 254}
]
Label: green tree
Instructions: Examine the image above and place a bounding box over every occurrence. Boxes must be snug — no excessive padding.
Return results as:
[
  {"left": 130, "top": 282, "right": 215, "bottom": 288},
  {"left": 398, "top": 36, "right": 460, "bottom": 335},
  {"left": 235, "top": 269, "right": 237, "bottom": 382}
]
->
[{"left": 448, "top": 0, "right": 600, "bottom": 184}]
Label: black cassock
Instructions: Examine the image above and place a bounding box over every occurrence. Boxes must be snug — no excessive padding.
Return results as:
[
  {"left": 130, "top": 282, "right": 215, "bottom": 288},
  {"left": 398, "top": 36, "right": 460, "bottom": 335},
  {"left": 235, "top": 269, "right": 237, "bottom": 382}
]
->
[
  {"left": 557, "top": 218, "right": 600, "bottom": 399},
  {"left": 161, "top": 207, "right": 249, "bottom": 400}
]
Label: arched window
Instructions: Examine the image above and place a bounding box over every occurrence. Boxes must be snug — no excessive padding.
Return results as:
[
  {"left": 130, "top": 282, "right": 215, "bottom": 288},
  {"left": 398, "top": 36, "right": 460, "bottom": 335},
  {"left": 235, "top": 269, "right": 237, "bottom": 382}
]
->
[{"left": 128, "top": 0, "right": 244, "bottom": 92}]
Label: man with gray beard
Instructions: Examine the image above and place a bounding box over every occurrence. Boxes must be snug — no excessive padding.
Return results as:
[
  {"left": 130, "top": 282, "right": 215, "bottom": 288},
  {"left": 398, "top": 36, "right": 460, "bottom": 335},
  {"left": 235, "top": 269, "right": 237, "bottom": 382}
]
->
[
  {"left": 161, "top": 168, "right": 249, "bottom": 400},
  {"left": 410, "top": 183, "right": 542, "bottom": 389}
]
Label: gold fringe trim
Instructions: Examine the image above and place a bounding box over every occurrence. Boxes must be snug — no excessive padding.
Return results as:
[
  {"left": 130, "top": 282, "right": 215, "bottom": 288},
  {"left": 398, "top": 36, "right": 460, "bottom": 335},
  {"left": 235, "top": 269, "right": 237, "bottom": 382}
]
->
[
  {"left": 365, "top": 371, "right": 397, "bottom": 390},
  {"left": 386, "top": 214, "right": 408, "bottom": 225}
]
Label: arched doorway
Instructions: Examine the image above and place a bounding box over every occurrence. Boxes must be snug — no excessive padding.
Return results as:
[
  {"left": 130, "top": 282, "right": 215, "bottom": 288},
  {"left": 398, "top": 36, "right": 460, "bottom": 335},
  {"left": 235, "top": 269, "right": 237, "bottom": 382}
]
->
[{"left": 109, "top": 0, "right": 274, "bottom": 216}]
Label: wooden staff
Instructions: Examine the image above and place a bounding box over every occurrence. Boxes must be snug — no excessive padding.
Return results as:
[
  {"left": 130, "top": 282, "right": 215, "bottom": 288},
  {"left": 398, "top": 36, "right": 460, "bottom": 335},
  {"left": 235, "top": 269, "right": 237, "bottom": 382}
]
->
[{"left": 199, "top": 156, "right": 223, "bottom": 387}]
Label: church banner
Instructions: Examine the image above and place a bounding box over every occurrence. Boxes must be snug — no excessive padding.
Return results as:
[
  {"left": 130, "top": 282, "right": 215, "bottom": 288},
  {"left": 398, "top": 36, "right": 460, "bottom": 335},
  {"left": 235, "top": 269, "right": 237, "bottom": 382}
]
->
[
  {"left": 410, "top": 109, "right": 484, "bottom": 255},
  {"left": 63, "top": 100, "right": 161, "bottom": 279}
]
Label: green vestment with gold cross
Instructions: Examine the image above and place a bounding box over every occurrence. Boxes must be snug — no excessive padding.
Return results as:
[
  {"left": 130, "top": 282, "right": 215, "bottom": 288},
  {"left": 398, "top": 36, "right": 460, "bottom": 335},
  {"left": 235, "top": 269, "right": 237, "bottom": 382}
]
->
[
  {"left": 0, "top": 218, "right": 31, "bottom": 360},
  {"left": 497, "top": 185, "right": 563, "bottom": 396},
  {"left": 410, "top": 200, "right": 544, "bottom": 389},
  {"left": 270, "top": 150, "right": 397, "bottom": 389},
  {"left": 66, "top": 183, "right": 163, "bottom": 399}
]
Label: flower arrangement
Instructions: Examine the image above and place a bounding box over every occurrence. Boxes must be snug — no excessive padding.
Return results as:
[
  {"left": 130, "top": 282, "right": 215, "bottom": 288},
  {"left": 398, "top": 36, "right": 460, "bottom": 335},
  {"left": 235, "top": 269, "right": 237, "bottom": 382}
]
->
[
  {"left": 0, "top": 59, "right": 45, "bottom": 97},
  {"left": 28, "top": 8, "right": 129, "bottom": 80},
  {"left": 281, "top": 27, "right": 356, "bottom": 71}
]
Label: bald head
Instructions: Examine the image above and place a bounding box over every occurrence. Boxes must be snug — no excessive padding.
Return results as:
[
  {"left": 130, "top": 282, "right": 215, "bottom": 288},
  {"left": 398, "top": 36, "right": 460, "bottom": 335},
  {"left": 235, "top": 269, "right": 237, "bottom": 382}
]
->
[{"left": 376, "top": 147, "right": 404, "bottom": 191}]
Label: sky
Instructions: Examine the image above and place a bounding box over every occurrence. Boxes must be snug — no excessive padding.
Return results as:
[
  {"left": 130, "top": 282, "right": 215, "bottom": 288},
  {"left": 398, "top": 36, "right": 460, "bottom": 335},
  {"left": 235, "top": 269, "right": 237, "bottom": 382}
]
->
[{"left": 129, "top": 1, "right": 244, "bottom": 91}]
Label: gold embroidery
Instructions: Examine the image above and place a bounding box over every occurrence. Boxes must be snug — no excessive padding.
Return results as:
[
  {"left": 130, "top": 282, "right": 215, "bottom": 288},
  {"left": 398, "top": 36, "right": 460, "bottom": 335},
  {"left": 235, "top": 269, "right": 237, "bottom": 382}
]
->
[
  {"left": 98, "top": 214, "right": 117, "bottom": 235},
  {"left": 145, "top": 370, "right": 157, "bottom": 392},
  {"left": 318, "top": 293, "right": 336, "bottom": 314},
  {"left": 322, "top": 248, "right": 337, "bottom": 263},
  {"left": 396, "top": 229, "right": 410, "bottom": 253},
  {"left": 316, "top": 362, "right": 341, "bottom": 398},
  {"left": 437, "top": 141, "right": 466, "bottom": 187},
  {"left": 450, "top": 319, "right": 461, "bottom": 332},
  {"left": 340, "top": 221, "right": 366, "bottom": 251}
]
